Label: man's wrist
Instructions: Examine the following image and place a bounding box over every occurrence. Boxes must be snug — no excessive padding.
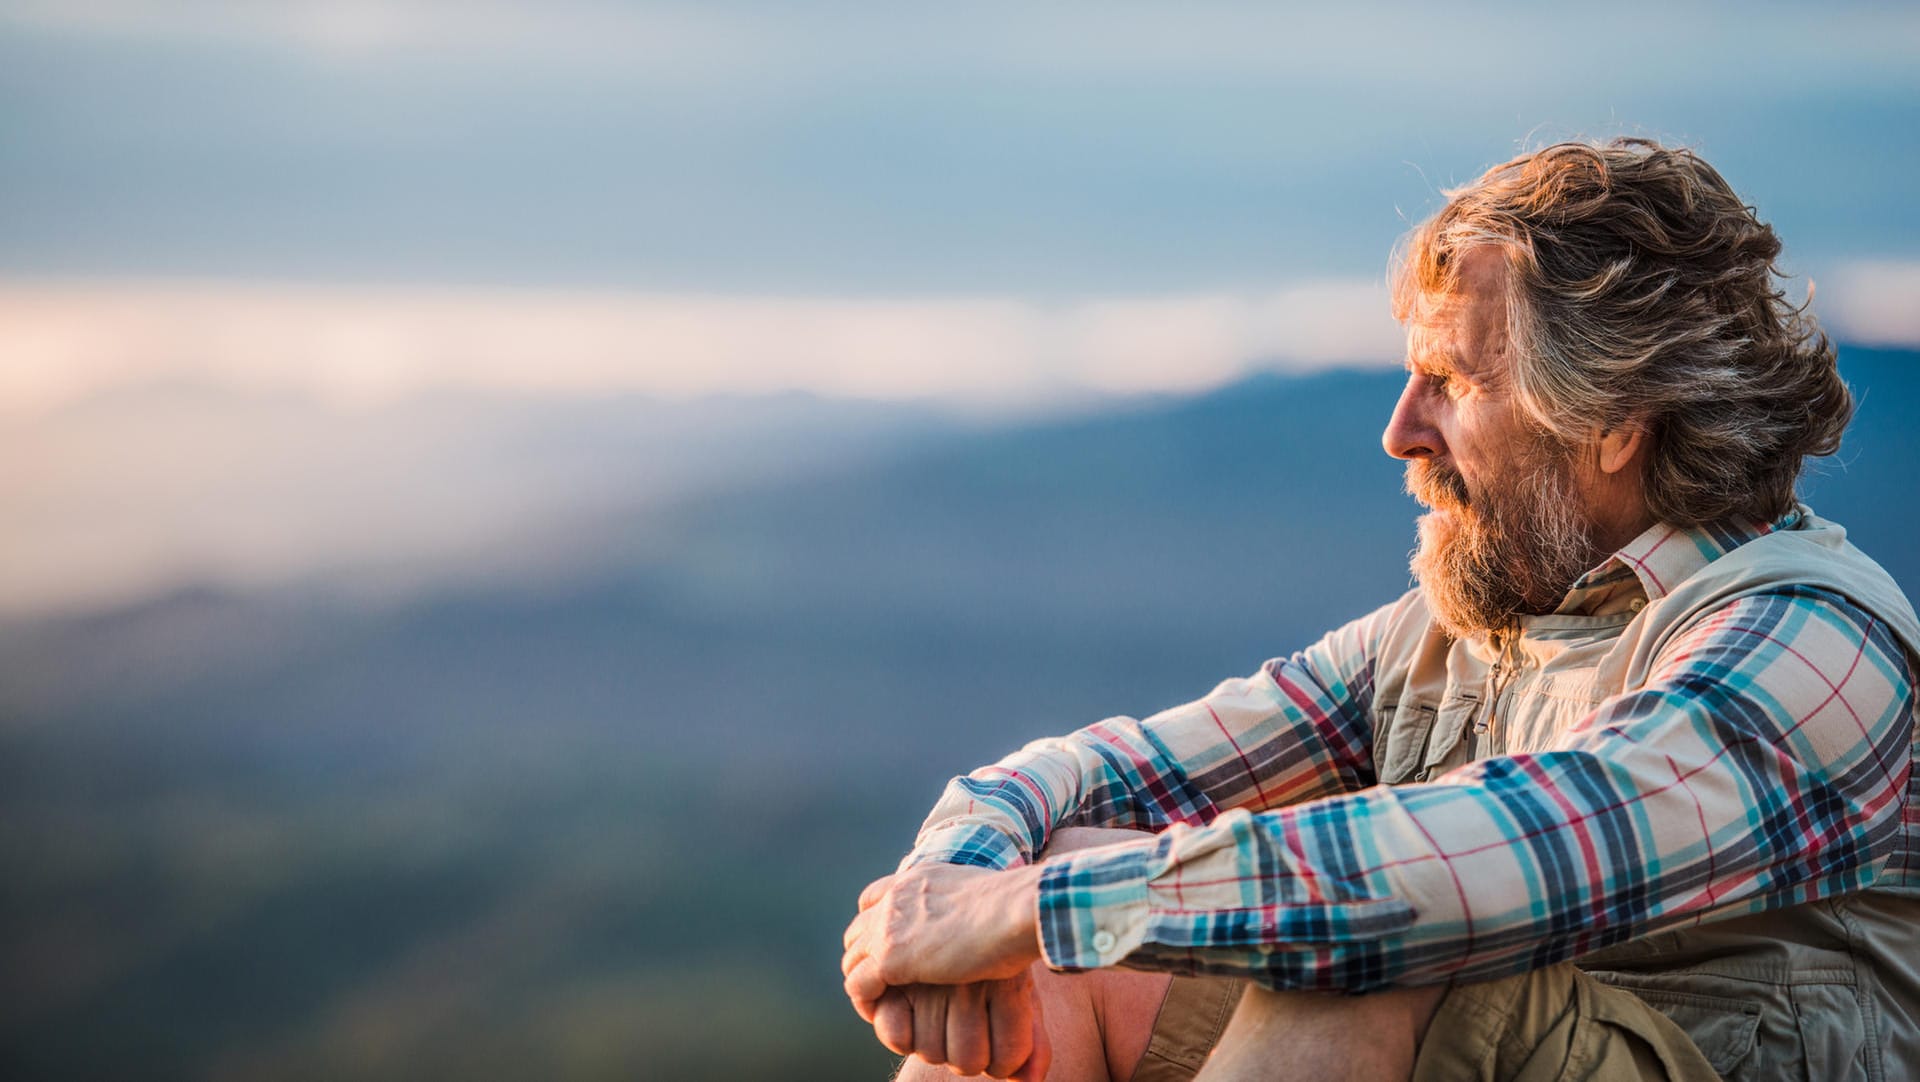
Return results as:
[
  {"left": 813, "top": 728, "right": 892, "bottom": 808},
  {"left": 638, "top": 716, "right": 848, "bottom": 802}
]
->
[{"left": 992, "top": 863, "right": 1049, "bottom": 968}]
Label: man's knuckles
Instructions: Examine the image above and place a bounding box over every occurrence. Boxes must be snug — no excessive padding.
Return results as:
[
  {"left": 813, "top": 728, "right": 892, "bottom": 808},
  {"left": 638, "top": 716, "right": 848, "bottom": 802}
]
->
[{"left": 875, "top": 946, "right": 917, "bottom": 986}]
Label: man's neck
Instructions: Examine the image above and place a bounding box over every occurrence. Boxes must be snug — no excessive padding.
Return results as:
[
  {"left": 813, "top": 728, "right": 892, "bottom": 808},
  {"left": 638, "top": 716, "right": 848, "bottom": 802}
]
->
[
  {"left": 1588, "top": 508, "right": 1658, "bottom": 562},
  {"left": 1576, "top": 450, "right": 1657, "bottom": 559}
]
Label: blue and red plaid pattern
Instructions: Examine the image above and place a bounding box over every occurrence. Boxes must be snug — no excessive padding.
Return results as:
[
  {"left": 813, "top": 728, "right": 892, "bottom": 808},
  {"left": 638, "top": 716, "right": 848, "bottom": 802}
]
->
[{"left": 904, "top": 516, "right": 1917, "bottom": 990}]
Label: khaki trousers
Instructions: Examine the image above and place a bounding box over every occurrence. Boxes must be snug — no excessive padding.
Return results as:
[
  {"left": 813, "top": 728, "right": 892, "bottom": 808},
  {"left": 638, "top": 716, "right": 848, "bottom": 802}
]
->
[{"left": 1135, "top": 964, "right": 1723, "bottom": 1081}]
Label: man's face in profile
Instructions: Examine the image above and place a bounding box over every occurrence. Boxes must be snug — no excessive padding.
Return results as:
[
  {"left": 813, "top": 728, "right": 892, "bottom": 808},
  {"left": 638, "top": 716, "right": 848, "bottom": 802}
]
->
[{"left": 1385, "top": 249, "right": 1598, "bottom": 637}]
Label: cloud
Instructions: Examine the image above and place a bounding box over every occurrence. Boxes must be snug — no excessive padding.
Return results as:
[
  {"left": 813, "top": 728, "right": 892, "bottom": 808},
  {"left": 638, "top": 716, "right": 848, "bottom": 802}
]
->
[
  {"left": 0, "top": 278, "right": 1405, "bottom": 417},
  {"left": 8, "top": 264, "right": 1907, "bottom": 424},
  {"left": 1822, "top": 261, "right": 1920, "bottom": 348}
]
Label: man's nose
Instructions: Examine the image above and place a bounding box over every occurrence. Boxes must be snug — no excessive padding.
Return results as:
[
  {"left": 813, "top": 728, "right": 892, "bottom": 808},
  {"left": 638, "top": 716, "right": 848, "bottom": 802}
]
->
[{"left": 1381, "top": 376, "right": 1439, "bottom": 461}]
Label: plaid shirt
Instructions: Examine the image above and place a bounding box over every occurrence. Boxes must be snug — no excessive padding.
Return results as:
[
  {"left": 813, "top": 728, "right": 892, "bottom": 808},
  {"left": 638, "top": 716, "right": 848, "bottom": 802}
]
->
[{"left": 903, "top": 513, "right": 1918, "bottom": 990}]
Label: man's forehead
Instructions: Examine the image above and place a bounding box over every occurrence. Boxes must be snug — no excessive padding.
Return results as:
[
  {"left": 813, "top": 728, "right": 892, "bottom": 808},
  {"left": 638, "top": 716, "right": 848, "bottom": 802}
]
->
[
  {"left": 1453, "top": 245, "right": 1508, "bottom": 293},
  {"left": 1402, "top": 248, "right": 1508, "bottom": 370},
  {"left": 1406, "top": 248, "right": 1505, "bottom": 315}
]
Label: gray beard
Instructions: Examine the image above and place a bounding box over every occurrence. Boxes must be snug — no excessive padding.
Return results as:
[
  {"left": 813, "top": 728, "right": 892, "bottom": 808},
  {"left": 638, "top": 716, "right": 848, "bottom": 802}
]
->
[{"left": 1406, "top": 452, "right": 1597, "bottom": 640}]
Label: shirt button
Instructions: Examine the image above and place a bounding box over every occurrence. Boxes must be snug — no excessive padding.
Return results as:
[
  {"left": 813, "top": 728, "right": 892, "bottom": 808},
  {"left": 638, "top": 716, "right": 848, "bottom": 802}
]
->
[
  {"left": 1630, "top": 598, "right": 1647, "bottom": 612},
  {"left": 1092, "top": 930, "right": 1117, "bottom": 953}
]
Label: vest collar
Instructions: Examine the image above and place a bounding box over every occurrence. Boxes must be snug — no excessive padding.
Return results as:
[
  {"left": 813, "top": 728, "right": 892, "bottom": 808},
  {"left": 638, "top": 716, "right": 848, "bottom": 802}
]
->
[{"left": 1553, "top": 506, "right": 1806, "bottom": 618}]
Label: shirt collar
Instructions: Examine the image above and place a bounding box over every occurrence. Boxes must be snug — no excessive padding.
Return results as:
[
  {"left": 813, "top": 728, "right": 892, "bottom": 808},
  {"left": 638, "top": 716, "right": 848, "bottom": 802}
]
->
[{"left": 1553, "top": 505, "right": 1805, "bottom": 617}]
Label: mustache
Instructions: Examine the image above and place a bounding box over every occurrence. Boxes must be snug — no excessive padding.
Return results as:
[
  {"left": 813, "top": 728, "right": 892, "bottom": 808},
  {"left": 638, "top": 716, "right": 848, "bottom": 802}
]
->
[{"left": 1406, "top": 459, "right": 1470, "bottom": 512}]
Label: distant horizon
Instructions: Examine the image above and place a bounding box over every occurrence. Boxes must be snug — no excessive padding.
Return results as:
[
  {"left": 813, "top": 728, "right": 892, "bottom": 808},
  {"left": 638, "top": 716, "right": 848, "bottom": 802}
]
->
[{"left": 5, "top": 264, "right": 1916, "bottom": 418}]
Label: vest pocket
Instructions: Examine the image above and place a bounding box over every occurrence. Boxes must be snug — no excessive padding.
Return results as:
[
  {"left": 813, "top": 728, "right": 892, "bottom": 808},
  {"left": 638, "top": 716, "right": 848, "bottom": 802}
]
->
[
  {"left": 1589, "top": 968, "right": 1871, "bottom": 1082},
  {"left": 1375, "top": 702, "right": 1436, "bottom": 784},
  {"left": 1788, "top": 981, "right": 1875, "bottom": 1082},
  {"left": 1538, "top": 675, "right": 1603, "bottom": 706},
  {"left": 1425, "top": 694, "right": 1477, "bottom": 773},
  {"left": 1618, "top": 985, "right": 1762, "bottom": 1078}
]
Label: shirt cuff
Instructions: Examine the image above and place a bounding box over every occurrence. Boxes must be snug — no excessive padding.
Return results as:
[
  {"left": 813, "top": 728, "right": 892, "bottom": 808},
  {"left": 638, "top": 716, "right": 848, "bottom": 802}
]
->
[
  {"left": 898, "top": 822, "right": 1027, "bottom": 872},
  {"left": 1034, "top": 837, "right": 1158, "bottom": 969}
]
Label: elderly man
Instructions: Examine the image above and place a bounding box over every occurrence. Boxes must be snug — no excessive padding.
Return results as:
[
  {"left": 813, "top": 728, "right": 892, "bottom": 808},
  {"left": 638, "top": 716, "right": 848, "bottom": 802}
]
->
[{"left": 841, "top": 139, "right": 1920, "bottom": 1082}]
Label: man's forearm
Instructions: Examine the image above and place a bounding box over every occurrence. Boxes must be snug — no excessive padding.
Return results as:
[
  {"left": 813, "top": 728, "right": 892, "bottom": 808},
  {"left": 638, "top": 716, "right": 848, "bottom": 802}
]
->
[{"left": 900, "top": 614, "right": 1398, "bottom": 875}]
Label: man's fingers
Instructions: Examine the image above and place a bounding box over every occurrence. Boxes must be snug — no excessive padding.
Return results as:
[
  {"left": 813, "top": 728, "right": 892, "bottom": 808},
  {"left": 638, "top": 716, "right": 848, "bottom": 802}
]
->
[
  {"left": 944, "top": 983, "right": 991, "bottom": 1076},
  {"left": 1010, "top": 1014, "right": 1051, "bottom": 1082},
  {"left": 909, "top": 985, "right": 949, "bottom": 1067},
  {"left": 1011, "top": 988, "right": 1051, "bottom": 1082},
  {"left": 984, "top": 975, "right": 1035, "bottom": 1080},
  {"left": 873, "top": 988, "right": 914, "bottom": 1056},
  {"left": 858, "top": 874, "right": 894, "bottom": 911}
]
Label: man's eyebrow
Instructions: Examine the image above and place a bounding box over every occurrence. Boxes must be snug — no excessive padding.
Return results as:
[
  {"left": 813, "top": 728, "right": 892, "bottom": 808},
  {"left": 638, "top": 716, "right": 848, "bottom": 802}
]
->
[{"left": 1404, "top": 349, "right": 1461, "bottom": 376}]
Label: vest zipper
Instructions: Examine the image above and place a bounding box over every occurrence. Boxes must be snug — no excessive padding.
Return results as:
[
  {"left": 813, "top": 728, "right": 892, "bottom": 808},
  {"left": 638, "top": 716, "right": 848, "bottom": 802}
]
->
[{"left": 1474, "top": 630, "right": 1522, "bottom": 744}]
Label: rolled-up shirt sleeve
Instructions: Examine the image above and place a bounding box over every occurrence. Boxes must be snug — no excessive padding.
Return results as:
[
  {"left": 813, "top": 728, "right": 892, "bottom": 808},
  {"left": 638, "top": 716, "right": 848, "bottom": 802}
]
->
[
  {"left": 1030, "top": 587, "right": 1916, "bottom": 991},
  {"left": 900, "top": 596, "right": 1414, "bottom": 873}
]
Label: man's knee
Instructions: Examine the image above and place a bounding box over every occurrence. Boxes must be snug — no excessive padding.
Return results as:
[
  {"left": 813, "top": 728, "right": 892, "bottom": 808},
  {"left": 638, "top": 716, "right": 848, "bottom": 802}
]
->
[
  {"left": 1198, "top": 964, "right": 1722, "bottom": 1082},
  {"left": 1198, "top": 982, "right": 1446, "bottom": 1082}
]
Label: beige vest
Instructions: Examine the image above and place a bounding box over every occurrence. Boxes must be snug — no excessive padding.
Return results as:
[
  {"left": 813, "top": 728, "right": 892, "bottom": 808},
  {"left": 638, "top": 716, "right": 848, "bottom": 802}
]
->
[{"left": 1366, "top": 513, "right": 1920, "bottom": 1082}]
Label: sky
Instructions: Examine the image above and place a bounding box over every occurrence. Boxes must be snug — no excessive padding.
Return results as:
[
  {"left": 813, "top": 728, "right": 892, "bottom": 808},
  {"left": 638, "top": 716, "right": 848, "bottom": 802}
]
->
[
  {"left": 3, "top": 0, "right": 1918, "bottom": 410},
  {"left": 2, "top": 0, "right": 1917, "bottom": 611}
]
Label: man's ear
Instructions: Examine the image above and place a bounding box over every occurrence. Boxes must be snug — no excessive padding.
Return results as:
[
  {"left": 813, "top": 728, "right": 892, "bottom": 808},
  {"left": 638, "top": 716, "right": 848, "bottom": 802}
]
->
[{"left": 1595, "top": 424, "right": 1646, "bottom": 476}]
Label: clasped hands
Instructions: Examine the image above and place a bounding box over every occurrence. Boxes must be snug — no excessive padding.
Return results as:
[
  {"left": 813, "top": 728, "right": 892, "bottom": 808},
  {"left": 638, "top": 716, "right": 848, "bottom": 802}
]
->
[{"left": 841, "top": 862, "right": 1051, "bottom": 1079}]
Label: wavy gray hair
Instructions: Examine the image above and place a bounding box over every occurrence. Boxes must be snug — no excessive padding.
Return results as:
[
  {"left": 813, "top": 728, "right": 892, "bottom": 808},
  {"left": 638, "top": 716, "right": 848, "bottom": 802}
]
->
[{"left": 1392, "top": 138, "right": 1850, "bottom": 526}]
